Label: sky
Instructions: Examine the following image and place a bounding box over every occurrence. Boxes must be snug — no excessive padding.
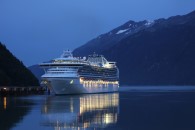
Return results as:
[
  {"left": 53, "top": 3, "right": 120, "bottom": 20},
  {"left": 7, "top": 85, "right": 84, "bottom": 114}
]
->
[{"left": 0, "top": 0, "right": 195, "bottom": 66}]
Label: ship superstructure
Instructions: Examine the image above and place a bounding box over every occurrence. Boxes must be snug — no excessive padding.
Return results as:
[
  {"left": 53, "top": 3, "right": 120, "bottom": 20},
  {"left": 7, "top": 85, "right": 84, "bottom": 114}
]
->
[{"left": 39, "top": 50, "right": 119, "bottom": 94}]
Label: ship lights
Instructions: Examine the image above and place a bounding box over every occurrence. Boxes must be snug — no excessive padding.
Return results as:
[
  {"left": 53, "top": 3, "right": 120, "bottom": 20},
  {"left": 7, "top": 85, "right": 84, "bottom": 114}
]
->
[
  {"left": 79, "top": 78, "right": 118, "bottom": 88},
  {"left": 104, "top": 63, "right": 112, "bottom": 68}
]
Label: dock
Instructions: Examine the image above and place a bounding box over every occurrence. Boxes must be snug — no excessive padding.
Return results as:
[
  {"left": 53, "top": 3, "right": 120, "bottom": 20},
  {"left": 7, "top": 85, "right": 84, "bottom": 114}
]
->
[{"left": 0, "top": 86, "right": 46, "bottom": 96}]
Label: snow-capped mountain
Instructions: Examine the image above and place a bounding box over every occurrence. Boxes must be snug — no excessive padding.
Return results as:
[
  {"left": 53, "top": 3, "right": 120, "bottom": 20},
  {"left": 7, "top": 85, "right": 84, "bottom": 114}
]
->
[
  {"left": 73, "top": 20, "right": 154, "bottom": 57},
  {"left": 74, "top": 10, "right": 195, "bottom": 85}
]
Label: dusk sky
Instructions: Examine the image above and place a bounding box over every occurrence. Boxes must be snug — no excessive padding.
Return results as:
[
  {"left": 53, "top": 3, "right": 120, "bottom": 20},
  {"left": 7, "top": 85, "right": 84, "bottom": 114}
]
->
[{"left": 0, "top": 0, "right": 195, "bottom": 66}]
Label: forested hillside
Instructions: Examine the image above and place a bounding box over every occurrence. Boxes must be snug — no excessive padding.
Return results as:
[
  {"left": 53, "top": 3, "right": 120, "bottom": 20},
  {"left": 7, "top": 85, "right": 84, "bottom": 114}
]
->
[{"left": 0, "top": 43, "right": 39, "bottom": 86}]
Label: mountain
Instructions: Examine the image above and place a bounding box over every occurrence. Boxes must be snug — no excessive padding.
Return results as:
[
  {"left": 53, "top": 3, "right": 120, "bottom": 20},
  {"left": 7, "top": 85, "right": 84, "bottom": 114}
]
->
[
  {"left": 28, "top": 65, "right": 44, "bottom": 82},
  {"left": 0, "top": 43, "right": 39, "bottom": 86},
  {"left": 73, "top": 20, "right": 154, "bottom": 57},
  {"left": 73, "top": 10, "right": 195, "bottom": 85}
]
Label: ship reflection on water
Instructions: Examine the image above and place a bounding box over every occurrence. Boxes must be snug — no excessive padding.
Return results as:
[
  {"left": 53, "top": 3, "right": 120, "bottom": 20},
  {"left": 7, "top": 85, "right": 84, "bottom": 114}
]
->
[{"left": 41, "top": 93, "right": 119, "bottom": 129}]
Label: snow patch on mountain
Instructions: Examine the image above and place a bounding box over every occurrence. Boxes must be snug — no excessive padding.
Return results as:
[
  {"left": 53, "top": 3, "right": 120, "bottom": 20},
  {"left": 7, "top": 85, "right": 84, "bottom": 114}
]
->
[
  {"left": 145, "top": 20, "right": 154, "bottom": 26},
  {"left": 116, "top": 29, "right": 129, "bottom": 34}
]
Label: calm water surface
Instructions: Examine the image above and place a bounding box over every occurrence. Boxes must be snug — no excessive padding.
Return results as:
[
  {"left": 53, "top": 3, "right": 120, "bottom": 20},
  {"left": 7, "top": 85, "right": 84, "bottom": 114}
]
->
[{"left": 1, "top": 87, "right": 195, "bottom": 130}]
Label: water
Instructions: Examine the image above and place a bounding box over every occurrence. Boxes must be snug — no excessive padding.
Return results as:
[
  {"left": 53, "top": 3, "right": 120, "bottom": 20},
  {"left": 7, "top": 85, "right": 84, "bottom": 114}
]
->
[{"left": 1, "top": 86, "right": 195, "bottom": 130}]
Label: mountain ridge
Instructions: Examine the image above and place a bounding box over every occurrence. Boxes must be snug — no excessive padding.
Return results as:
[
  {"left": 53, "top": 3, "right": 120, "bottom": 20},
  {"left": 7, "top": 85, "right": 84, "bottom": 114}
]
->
[
  {"left": 73, "top": 10, "right": 195, "bottom": 85},
  {"left": 73, "top": 20, "right": 154, "bottom": 57}
]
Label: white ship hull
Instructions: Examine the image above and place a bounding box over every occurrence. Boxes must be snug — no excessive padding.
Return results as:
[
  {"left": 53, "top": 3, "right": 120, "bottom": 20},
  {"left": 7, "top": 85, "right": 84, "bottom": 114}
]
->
[{"left": 43, "top": 77, "right": 119, "bottom": 95}]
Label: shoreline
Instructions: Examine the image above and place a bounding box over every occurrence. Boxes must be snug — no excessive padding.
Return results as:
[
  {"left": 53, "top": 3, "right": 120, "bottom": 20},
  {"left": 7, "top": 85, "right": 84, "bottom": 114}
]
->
[{"left": 0, "top": 86, "right": 46, "bottom": 96}]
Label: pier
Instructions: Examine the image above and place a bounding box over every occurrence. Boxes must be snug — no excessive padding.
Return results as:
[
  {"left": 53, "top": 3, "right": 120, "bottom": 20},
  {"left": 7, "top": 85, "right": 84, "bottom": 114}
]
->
[{"left": 0, "top": 86, "right": 46, "bottom": 96}]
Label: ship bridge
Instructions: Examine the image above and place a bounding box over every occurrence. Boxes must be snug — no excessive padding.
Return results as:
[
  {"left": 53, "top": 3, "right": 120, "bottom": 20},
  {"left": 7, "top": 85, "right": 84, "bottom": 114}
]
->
[{"left": 87, "top": 53, "right": 116, "bottom": 68}]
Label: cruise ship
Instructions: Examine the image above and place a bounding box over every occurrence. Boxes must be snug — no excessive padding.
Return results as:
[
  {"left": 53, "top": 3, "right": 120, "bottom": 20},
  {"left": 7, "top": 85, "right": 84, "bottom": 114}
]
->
[{"left": 39, "top": 50, "right": 119, "bottom": 94}]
